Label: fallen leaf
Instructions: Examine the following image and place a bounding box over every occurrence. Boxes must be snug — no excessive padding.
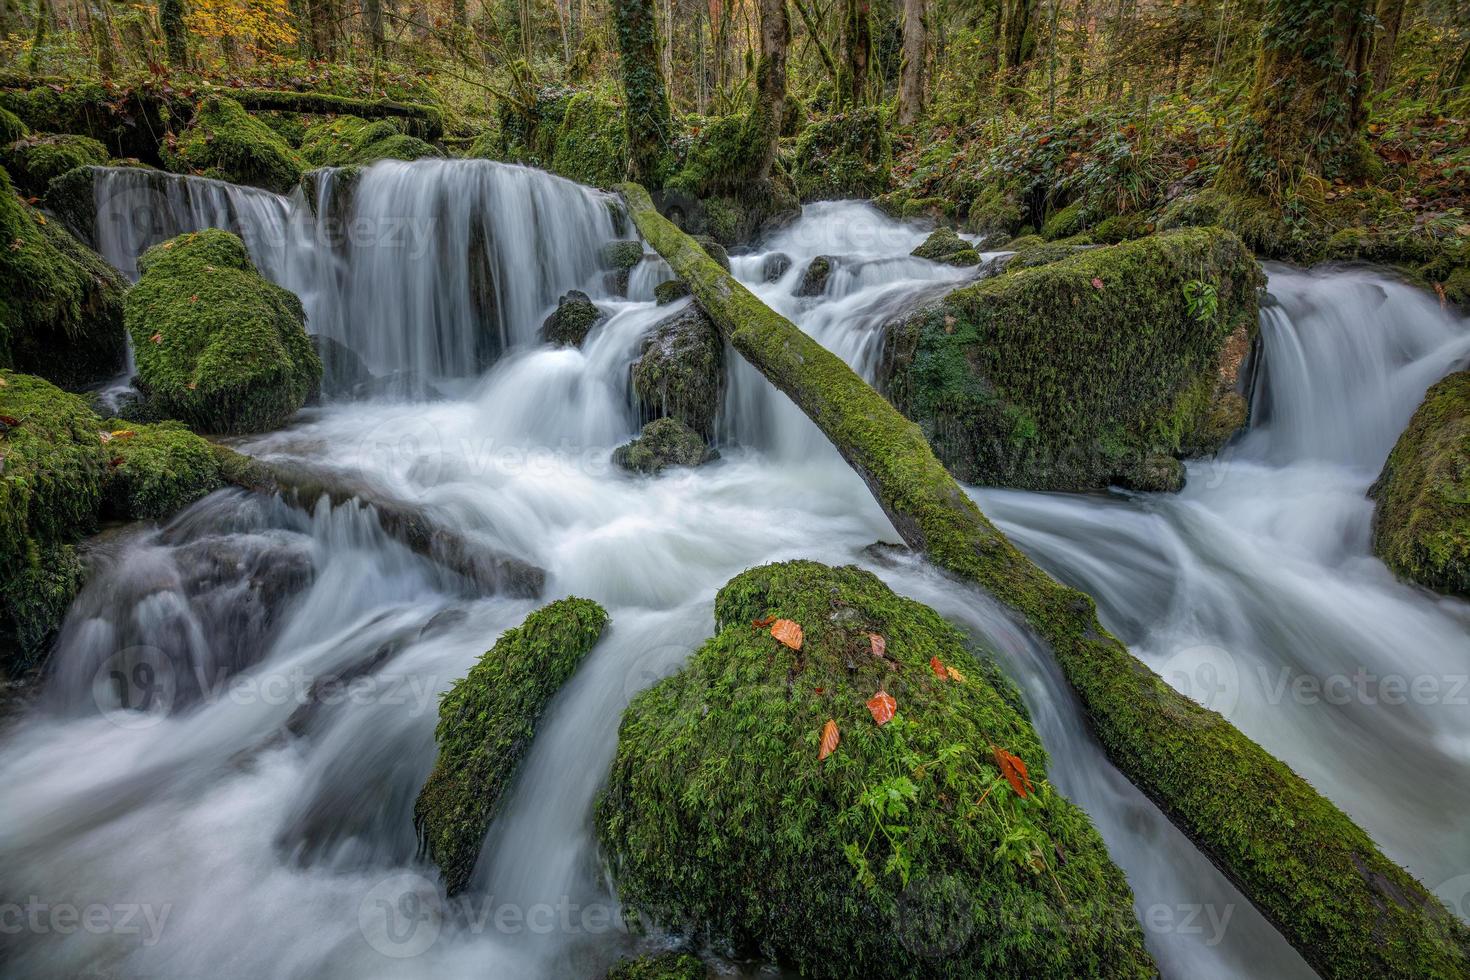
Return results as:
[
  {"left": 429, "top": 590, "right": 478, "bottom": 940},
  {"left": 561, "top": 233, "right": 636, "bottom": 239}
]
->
[
  {"left": 992, "top": 745, "right": 1033, "bottom": 798},
  {"left": 753, "top": 615, "right": 775, "bottom": 628},
  {"left": 111, "top": 429, "right": 135, "bottom": 440},
  {"left": 813, "top": 686, "right": 825, "bottom": 694},
  {"left": 0, "top": 414, "right": 21, "bottom": 427},
  {"left": 189, "top": 295, "right": 199, "bottom": 303},
  {"left": 1091, "top": 277, "right": 1105, "bottom": 290},
  {"left": 34, "top": 214, "right": 45, "bottom": 225},
  {"left": 946, "top": 665, "right": 967, "bottom": 683},
  {"left": 98, "top": 431, "right": 113, "bottom": 443},
  {"left": 149, "top": 332, "right": 162, "bottom": 344},
  {"left": 771, "top": 619, "right": 803, "bottom": 650},
  {"left": 185, "top": 381, "right": 197, "bottom": 390},
  {"left": 930, "top": 656, "right": 948, "bottom": 680},
  {"left": 819, "top": 718, "right": 840, "bottom": 760},
  {"left": 868, "top": 633, "right": 886, "bottom": 660},
  {"left": 867, "top": 689, "right": 896, "bottom": 726}
]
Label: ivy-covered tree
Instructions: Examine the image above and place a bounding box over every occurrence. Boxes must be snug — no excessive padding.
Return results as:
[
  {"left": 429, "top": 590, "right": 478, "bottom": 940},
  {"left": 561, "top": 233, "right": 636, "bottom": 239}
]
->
[
  {"left": 160, "top": 0, "right": 188, "bottom": 66},
  {"left": 614, "top": 0, "right": 675, "bottom": 185}
]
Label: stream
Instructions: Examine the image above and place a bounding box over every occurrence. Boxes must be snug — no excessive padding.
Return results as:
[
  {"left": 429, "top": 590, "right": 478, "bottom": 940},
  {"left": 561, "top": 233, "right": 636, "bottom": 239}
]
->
[{"left": 1, "top": 161, "right": 1466, "bottom": 979}]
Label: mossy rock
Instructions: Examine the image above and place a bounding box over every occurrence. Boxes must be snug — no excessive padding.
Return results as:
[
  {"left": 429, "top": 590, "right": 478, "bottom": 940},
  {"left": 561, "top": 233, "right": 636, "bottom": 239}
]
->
[
  {"left": 792, "top": 108, "right": 891, "bottom": 202},
  {"left": 795, "top": 255, "right": 833, "bottom": 297},
  {"left": 0, "top": 169, "right": 128, "bottom": 387},
  {"left": 1157, "top": 187, "right": 1305, "bottom": 262},
  {"left": 966, "top": 187, "right": 1025, "bottom": 241},
  {"left": 549, "top": 92, "right": 626, "bottom": 187},
  {"left": 653, "top": 279, "right": 689, "bottom": 305},
  {"left": 0, "top": 105, "right": 27, "bottom": 145},
  {"left": 1002, "top": 237, "right": 1096, "bottom": 273},
  {"left": 911, "top": 228, "right": 980, "bottom": 267},
  {"left": 43, "top": 163, "right": 101, "bottom": 243},
  {"left": 606, "top": 951, "right": 705, "bottom": 980},
  {"left": 1039, "top": 200, "right": 1094, "bottom": 241},
  {"left": 612, "top": 417, "right": 718, "bottom": 474},
  {"left": 691, "top": 235, "right": 729, "bottom": 271},
  {"left": 0, "top": 133, "right": 108, "bottom": 196},
  {"left": 299, "top": 115, "right": 442, "bottom": 168},
  {"left": 125, "top": 230, "right": 321, "bottom": 434},
  {"left": 540, "top": 290, "right": 606, "bottom": 348},
  {"left": 0, "top": 371, "right": 108, "bottom": 669},
  {"left": 414, "top": 597, "right": 609, "bottom": 895},
  {"left": 596, "top": 560, "right": 1155, "bottom": 978},
  {"left": 162, "top": 96, "right": 305, "bottom": 194},
  {"left": 631, "top": 305, "right": 725, "bottom": 438},
  {"left": 881, "top": 228, "right": 1262, "bottom": 492},
  {"left": 466, "top": 126, "right": 501, "bottom": 161},
  {"left": 99, "top": 419, "right": 225, "bottom": 521},
  {"left": 1090, "top": 213, "right": 1153, "bottom": 244},
  {"left": 1369, "top": 370, "right": 1469, "bottom": 598}
]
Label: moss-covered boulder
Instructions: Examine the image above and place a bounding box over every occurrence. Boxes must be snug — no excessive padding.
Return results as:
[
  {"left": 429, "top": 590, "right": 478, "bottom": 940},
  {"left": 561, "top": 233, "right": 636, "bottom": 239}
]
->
[
  {"left": 612, "top": 417, "right": 717, "bottom": 474},
  {"left": 597, "top": 561, "right": 1154, "bottom": 978},
  {"left": 600, "top": 238, "right": 645, "bottom": 295},
  {"left": 631, "top": 305, "right": 725, "bottom": 437},
  {"left": 162, "top": 96, "right": 305, "bottom": 194},
  {"left": 549, "top": 92, "right": 627, "bottom": 188},
  {"left": 540, "top": 290, "right": 606, "bottom": 348},
  {"left": 99, "top": 420, "right": 225, "bottom": 521},
  {"left": 299, "top": 115, "right": 441, "bottom": 168},
  {"left": 1369, "top": 370, "right": 1470, "bottom": 598},
  {"left": 0, "top": 168, "right": 128, "bottom": 387},
  {"left": 0, "top": 371, "right": 107, "bottom": 669},
  {"left": 0, "top": 133, "right": 108, "bottom": 196},
  {"left": 0, "top": 105, "right": 27, "bottom": 146},
  {"left": 653, "top": 279, "right": 688, "bottom": 305},
  {"left": 795, "top": 255, "right": 832, "bottom": 297},
  {"left": 414, "top": 597, "right": 609, "bottom": 895},
  {"left": 125, "top": 229, "right": 320, "bottom": 434},
  {"left": 663, "top": 113, "right": 801, "bottom": 243},
  {"left": 1001, "top": 236, "right": 1096, "bottom": 272},
  {"left": 966, "top": 187, "right": 1025, "bottom": 241},
  {"left": 606, "top": 952, "right": 705, "bottom": 980},
  {"left": 880, "top": 228, "right": 1261, "bottom": 492},
  {"left": 792, "top": 108, "right": 891, "bottom": 202},
  {"left": 911, "top": 228, "right": 980, "bottom": 267}
]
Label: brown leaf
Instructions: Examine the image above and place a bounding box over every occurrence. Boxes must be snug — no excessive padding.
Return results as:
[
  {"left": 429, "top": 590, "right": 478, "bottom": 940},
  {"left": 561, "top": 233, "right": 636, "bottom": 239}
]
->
[
  {"left": 945, "top": 665, "right": 967, "bottom": 683},
  {"left": 771, "top": 619, "right": 803, "bottom": 650},
  {"left": 752, "top": 615, "right": 775, "bottom": 629},
  {"left": 866, "top": 689, "right": 896, "bottom": 726},
  {"left": 992, "top": 745, "right": 1034, "bottom": 798},
  {"left": 868, "top": 632, "right": 886, "bottom": 660},
  {"left": 818, "top": 718, "right": 840, "bottom": 761},
  {"left": 149, "top": 332, "right": 163, "bottom": 344},
  {"left": 930, "top": 656, "right": 948, "bottom": 680}
]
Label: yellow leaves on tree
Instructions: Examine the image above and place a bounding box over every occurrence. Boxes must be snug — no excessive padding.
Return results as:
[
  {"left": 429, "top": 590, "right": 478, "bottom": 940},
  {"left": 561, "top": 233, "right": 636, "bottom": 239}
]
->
[{"left": 183, "top": 0, "right": 298, "bottom": 57}]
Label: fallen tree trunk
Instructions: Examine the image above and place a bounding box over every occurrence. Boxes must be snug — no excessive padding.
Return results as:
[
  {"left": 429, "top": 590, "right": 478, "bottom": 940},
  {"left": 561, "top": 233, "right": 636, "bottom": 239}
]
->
[{"left": 617, "top": 181, "right": 1470, "bottom": 980}]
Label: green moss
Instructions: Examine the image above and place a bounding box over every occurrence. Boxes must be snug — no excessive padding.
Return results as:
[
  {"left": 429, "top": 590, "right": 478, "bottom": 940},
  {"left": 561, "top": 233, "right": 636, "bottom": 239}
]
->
[
  {"left": 0, "top": 169, "right": 128, "bottom": 387},
  {"left": 792, "top": 108, "right": 891, "bottom": 202},
  {"left": 796, "top": 255, "right": 832, "bottom": 296},
  {"left": 1369, "top": 370, "right": 1470, "bottom": 598},
  {"left": 2, "top": 540, "right": 84, "bottom": 670},
  {"left": 1002, "top": 237, "right": 1095, "bottom": 272},
  {"left": 1157, "top": 186, "right": 1306, "bottom": 261},
  {"left": 162, "top": 96, "right": 305, "bottom": 194},
  {"left": 664, "top": 113, "right": 800, "bottom": 244},
  {"left": 597, "top": 561, "right": 1154, "bottom": 978},
  {"left": 1040, "top": 200, "right": 1091, "bottom": 240},
  {"left": 549, "top": 92, "right": 626, "bottom": 187},
  {"left": 612, "top": 417, "right": 717, "bottom": 474},
  {"left": 631, "top": 306, "right": 725, "bottom": 437},
  {"left": 125, "top": 230, "right": 321, "bottom": 434},
  {"left": 1090, "top": 213, "right": 1153, "bottom": 244},
  {"left": 882, "top": 228, "right": 1261, "bottom": 492},
  {"left": 0, "top": 106, "right": 27, "bottom": 146},
  {"left": 600, "top": 239, "right": 644, "bottom": 272},
  {"left": 910, "top": 228, "right": 980, "bottom": 266},
  {"left": 653, "top": 279, "right": 688, "bottom": 305},
  {"left": 414, "top": 597, "right": 609, "bottom": 895},
  {"left": 540, "top": 290, "right": 605, "bottom": 347},
  {"left": 100, "top": 419, "right": 225, "bottom": 521},
  {"left": 466, "top": 125, "right": 501, "bottom": 161},
  {"left": 0, "top": 133, "right": 108, "bottom": 196},
  {"left": 299, "top": 115, "right": 441, "bottom": 168},
  {"left": 966, "top": 187, "right": 1025, "bottom": 240},
  {"left": 606, "top": 952, "right": 705, "bottom": 980},
  {"left": 254, "top": 112, "right": 308, "bottom": 148}
]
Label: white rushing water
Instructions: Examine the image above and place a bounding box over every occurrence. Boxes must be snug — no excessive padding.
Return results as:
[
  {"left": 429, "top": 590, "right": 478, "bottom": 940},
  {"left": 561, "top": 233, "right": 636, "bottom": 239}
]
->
[{"left": 2, "top": 162, "right": 1467, "bottom": 979}]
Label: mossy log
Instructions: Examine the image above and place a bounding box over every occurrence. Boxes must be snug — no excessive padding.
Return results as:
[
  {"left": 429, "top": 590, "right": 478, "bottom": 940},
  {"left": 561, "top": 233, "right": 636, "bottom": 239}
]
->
[
  {"left": 617, "top": 180, "right": 1470, "bottom": 980},
  {"left": 415, "top": 597, "right": 608, "bottom": 895}
]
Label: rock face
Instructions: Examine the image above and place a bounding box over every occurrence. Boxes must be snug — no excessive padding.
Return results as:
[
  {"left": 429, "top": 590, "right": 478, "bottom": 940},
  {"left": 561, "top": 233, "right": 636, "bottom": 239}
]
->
[
  {"left": 600, "top": 239, "right": 645, "bottom": 295},
  {"left": 631, "top": 305, "right": 726, "bottom": 437},
  {"left": 596, "top": 561, "right": 1155, "bottom": 979},
  {"left": 612, "top": 417, "right": 718, "bottom": 474},
  {"left": 0, "top": 167, "right": 128, "bottom": 387},
  {"left": 125, "top": 229, "right": 321, "bottom": 434},
  {"left": 761, "top": 251, "right": 793, "bottom": 282},
  {"left": 792, "top": 107, "right": 891, "bottom": 202},
  {"left": 307, "top": 334, "right": 374, "bottom": 402},
  {"left": 414, "top": 597, "right": 608, "bottom": 895},
  {"left": 795, "top": 255, "right": 832, "bottom": 297},
  {"left": 0, "top": 133, "right": 108, "bottom": 196},
  {"left": 880, "top": 227, "right": 1262, "bottom": 492},
  {"left": 161, "top": 96, "right": 305, "bottom": 194},
  {"left": 539, "top": 290, "right": 606, "bottom": 347},
  {"left": 1370, "top": 370, "right": 1470, "bottom": 598},
  {"left": 100, "top": 419, "right": 226, "bottom": 521},
  {"left": 299, "top": 115, "right": 441, "bottom": 168},
  {"left": 910, "top": 227, "right": 980, "bottom": 266}
]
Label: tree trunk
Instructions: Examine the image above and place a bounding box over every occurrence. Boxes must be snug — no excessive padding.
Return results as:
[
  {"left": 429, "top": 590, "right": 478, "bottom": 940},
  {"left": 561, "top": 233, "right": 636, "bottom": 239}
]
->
[
  {"left": 613, "top": 0, "right": 675, "bottom": 185},
  {"left": 1000, "top": 0, "right": 1035, "bottom": 71},
  {"left": 1370, "top": 0, "right": 1410, "bottom": 95},
  {"left": 1223, "top": 0, "right": 1375, "bottom": 194},
  {"left": 751, "top": 0, "right": 788, "bottom": 180},
  {"left": 363, "top": 0, "right": 385, "bottom": 58},
  {"left": 26, "top": 0, "right": 49, "bottom": 72},
  {"left": 896, "top": 0, "right": 926, "bottom": 124},
  {"left": 839, "top": 0, "right": 871, "bottom": 106},
  {"left": 617, "top": 178, "right": 1470, "bottom": 980},
  {"left": 791, "top": 0, "right": 839, "bottom": 84}
]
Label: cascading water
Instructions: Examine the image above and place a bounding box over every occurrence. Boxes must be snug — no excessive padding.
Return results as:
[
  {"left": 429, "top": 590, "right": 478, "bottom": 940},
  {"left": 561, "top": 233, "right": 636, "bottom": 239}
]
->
[{"left": 2, "top": 162, "right": 1465, "bottom": 979}]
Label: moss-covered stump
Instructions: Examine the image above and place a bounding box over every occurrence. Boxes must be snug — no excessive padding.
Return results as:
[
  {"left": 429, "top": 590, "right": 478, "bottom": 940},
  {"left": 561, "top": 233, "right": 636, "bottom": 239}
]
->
[
  {"left": 606, "top": 952, "right": 705, "bottom": 980},
  {"left": 125, "top": 230, "right": 320, "bottom": 434},
  {"left": 414, "top": 597, "right": 608, "bottom": 895},
  {"left": 0, "top": 169, "right": 128, "bottom": 387},
  {"left": 911, "top": 228, "right": 980, "bottom": 267},
  {"left": 299, "top": 115, "right": 441, "bottom": 168},
  {"left": 0, "top": 133, "right": 108, "bottom": 196},
  {"left": 597, "top": 561, "right": 1154, "bottom": 978},
  {"left": 99, "top": 420, "right": 225, "bottom": 521},
  {"left": 1369, "top": 370, "right": 1470, "bottom": 598},
  {"left": 612, "top": 418, "right": 717, "bottom": 474},
  {"left": 792, "top": 108, "right": 892, "bottom": 202},
  {"left": 631, "top": 305, "right": 726, "bottom": 437},
  {"left": 540, "top": 290, "right": 606, "bottom": 348},
  {"left": 548, "top": 92, "right": 627, "bottom": 188},
  {"left": 881, "top": 228, "right": 1261, "bottom": 492},
  {"left": 162, "top": 96, "right": 305, "bottom": 194},
  {"left": 0, "top": 371, "right": 107, "bottom": 669},
  {"left": 795, "top": 255, "right": 832, "bottom": 297}
]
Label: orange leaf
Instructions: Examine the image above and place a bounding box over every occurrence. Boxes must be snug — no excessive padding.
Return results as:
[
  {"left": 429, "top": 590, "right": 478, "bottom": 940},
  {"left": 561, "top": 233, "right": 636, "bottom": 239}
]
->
[
  {"left": 945, "top": 665, "right": 966, "bottom": 683},
  {"left": 930, "top": 656, "right": 947, "bottom": 680},
  {"left": 771, "top": 619, "right": 803, "bottom": 650},
  {"left": 149, "top": 332, "right": 163, "bottom": 344},
  {"left": 868, "top": 632, "right": 886, "bottom": 660},
  {"left": 752, "top": 615, "right": 775, "bottom": 628},
  {"left": 992, "top": 745, "right": 1033, "bottom": 798},
  {"left": 867, "top": 689, "right": 896, "bottom": 726},
  {"left": 818, "top": 718, "right": 840, "bottom": 760}
]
